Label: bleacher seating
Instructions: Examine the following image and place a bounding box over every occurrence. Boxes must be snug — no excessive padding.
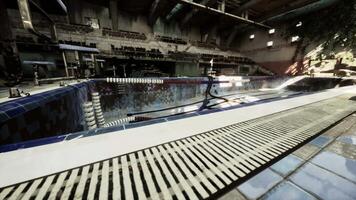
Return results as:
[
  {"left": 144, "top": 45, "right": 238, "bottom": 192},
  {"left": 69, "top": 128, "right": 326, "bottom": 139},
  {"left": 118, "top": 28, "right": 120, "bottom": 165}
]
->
[
  {"left": 168, "top": 51, "right": 198, "bottom": 60},
  {"left": 155, "top": 35, "right": 187, "bottom": 45},
  {"left": 103, "top": 28, "right": 147, "bottom": 40},
  {"left": 56, "top": 23, "right": 94, "bottom": 34},
  {"left": 58, "top": 40, "right": 97, "bottom": 48},
  {"left": 111, "top": 45, "right": 163, "bottom": 59},
  {"left": 194, "top": 41, "right": 217, "bottom": 49},
  {"left": 16, "top": 36, "right": 35, "bottom": 43},
  {"left": 200, "top": 53, "right": 255, "bottom": 64},
  {"left": 109, "top": 44, "right": 254, "bottom": 64}
]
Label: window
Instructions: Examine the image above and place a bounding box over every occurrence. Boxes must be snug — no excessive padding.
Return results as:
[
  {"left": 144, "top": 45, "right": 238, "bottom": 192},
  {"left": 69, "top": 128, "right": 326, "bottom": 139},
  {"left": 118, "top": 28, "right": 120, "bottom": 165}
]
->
[
  {"left": 268, "top": 29, "right": 275, "bottom": 34},
  {"left": 291, "top": 36, "right": 300, "bottom": 43},
  {"left": 267, "top": 41, "right": 274, "bottom": 47},
  {"left": 85, "top": 17, "right": 100, "bottom": 29}
]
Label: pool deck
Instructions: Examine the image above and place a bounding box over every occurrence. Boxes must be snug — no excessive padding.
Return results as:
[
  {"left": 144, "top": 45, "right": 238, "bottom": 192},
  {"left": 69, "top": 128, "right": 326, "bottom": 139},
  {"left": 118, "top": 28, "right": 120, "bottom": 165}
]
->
[
  {"left": 0, "top": 80, "right": 86, "bottom": 103},
  {"left": 0, "top": 86, "right": 355, "bottom": 199},
  {"left": 219, "top": 113, "right": 356, "bottom": 200}
]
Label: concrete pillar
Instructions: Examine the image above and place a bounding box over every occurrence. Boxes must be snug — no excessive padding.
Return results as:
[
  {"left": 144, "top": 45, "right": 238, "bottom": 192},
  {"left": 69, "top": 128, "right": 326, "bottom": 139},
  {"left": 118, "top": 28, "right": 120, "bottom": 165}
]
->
[
  {"left": 219, "top": 0, "right": 225, "bottom": 12},
  {"left": 0, "top": 0, "right": 21, "bottom": 79},
  {"left": 205, "top": 26, "right": 218, "bottom": 43},
  {"left": 109, "top": 0, "right": 119, "bottom": 30},
  {"left": 0, "top": 0, "right": 13, "bottom": 41},
  {"left": 242, "top": 10, "right": 249, "bottom": 19},
  {"left": 67, "top": 0, "right": 82, "bottom": 24},
  {"left": 175, "top": 62, "right": 199, "bottom": 76},
  {"left": 62, "top": 52, "right": 69, "bottom": 77},
  {"left": 226, "top": 26, "right": 238, "bottom": 47}
]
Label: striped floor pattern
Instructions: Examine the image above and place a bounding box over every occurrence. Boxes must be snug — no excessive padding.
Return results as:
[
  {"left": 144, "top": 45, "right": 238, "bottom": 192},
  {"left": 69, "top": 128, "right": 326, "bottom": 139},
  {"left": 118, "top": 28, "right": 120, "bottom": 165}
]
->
[{"left": 0, "top": 95, "right": 355, "bottom": 200}]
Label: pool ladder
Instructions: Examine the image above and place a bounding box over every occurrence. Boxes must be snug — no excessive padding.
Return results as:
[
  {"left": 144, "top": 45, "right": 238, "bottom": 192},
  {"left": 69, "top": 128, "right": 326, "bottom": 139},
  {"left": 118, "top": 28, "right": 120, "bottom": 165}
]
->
[
  {"left": 103, "top": 116, "right": 136, "bottom": 127},
  {"left": 82, "top": 102, "right": 97, "bottom": 130},
  {"left": 83, "top": 92, "right": 136, "bottom": 130}
]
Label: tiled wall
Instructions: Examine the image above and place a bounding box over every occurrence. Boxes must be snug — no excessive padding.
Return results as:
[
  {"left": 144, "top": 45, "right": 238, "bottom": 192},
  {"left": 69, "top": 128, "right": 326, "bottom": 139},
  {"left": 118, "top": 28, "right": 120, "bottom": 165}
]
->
[
  {"left": 0, "top": 81, "right": 94, "bottom": 146},
  {"left": 97, "top": 76, "right": 289, "bottom": 122},
  {"left": 0, "top": 76, "right": 288, "bottom": 147}
]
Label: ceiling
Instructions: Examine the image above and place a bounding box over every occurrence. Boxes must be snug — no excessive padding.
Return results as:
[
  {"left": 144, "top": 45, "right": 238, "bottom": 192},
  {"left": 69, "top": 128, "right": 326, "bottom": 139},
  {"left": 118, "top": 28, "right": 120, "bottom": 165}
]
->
[{"left": 5, "top": 0, "right": 335, "bottom": 32}]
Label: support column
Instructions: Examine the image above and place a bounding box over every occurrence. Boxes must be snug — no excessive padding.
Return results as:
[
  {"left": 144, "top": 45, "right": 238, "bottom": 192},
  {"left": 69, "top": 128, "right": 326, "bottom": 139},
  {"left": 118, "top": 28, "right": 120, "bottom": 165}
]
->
[
  {"left": 226, "top": 10, "right": 249, "bottom": 47},
  {"left": 109, "top": 0, "right": 119, "bottom": 30},
  {"left": 0, "top": 0, "right": 22, "bottom": 82},
  {"left": 218, "top": 0, "right": 225, "bottom": 12},
  {"left": 62, "top": 52, "right": 69, "bottom": 77},
  {"left": 149, "top": 0, "right": 161, "bottom": 25},
  {"left": 204, "top": 26, "right": 217, "bottom": 43},
  {"left": 0, "top": 0, "right": 13, "bottom": 42},
  {"left": 67, "top": 0, "right": 82, "bottom": 24},
  {"left": 226, "top": 26, "right": 238, "bottom": 47}
]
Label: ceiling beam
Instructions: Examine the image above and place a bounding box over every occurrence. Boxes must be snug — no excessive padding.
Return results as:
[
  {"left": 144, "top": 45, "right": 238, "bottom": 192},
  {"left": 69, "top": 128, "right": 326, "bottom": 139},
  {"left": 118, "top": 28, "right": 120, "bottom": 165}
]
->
[
  {"left": 148, "top": 0, "right": 178, "bottom": 25},
  {"left": 231, "top": 0, "right": 265, "bottom": 15},
  {"left": 175, "top": 0, "right": 271, "bottom": 29},
  {"left": 148, "top": 0, "right": 161, "bottom": 25},
  {"left": 226, "top": 26, "right": 240, "bottom": 47},
  {"left": 181, "top": 0, "right": 217, "bottom": 27},
  {"left": 166, "top": 3, "right": 185, "bottom": 21},
  {"left": 263, "top": 0, "right": 340, "bottom": 23},
  {"left": 224, "top": 0, "right": 265, "bottom": 46},
  {"left": 226, "top": 0, "right": 340, "bottom": 47}
]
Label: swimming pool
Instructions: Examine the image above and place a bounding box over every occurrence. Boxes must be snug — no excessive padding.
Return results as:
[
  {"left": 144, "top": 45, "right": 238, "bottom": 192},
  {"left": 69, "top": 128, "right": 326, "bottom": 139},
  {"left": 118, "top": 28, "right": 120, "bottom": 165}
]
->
[{"left": 1, "top": 76, "right": 348, "bottom": 152}]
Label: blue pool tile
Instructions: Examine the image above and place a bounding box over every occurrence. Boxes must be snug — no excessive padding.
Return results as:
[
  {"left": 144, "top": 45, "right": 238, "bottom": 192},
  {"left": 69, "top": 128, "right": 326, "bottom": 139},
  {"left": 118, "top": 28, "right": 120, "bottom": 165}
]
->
[
  {"left": 262, "top": 181, "right": 316, "bottom": 200},
  {"left": 5, "top": 106, "right": 27, "bottom": 118},
  {"left": 290, "top": 163, "right": 356, "bottom": 200},
  {"left": 0, "top": 111, "right": 9, "bottom": 123},
  {"left": 270, "top": 155, "right": 303, "bottom": 176},
  {"left": 22, "top": 103, "right": 40, "bottom": 111},
  {"left": 65, "top": 131, "right": 88, "bottom": 140},
  {"left": 17, "top": 97, "right": 42, "bottom": 111},
  {"left": 84, "top": 125, "right": 125, "bottom": 138},
  {"left": 51, "top": 89, "right": 68, "bottom": 98},
  {"left": 15, "top": 96, "right": 38, "bottom": 105},
  {"left": 198, "top": 108, "right": 223, "bottom": 115},
  {"left": 98, "top": 125, "right": 125, "bottom": 134},
  {"left": 238, "top": 168, "right": 283, "bottom": 199},
  {"left": 0, "top": 102, "right": 22, "bottom": 111},
  {"left": 166, "top": 113, "right": 199, "bottom": 121},
  {"left": 0, "top": 135, "right": 66, "bottom": 153},
  {"left": 221, "top": 104, "right": 244, "bottom": 111},
  {"left": 338, "top": 136, "right": 356, "bottom": 146},
  {"left": 35, "top": 94, "right": 55, "bottom": 103},
  {"left": 309, "top": 136, "right": 331, "bottom": 148},
  {"left": 311, "top": 151, "right": 356, "bottom": 182},
  {"left": 125, "top": 118, "right": 167, "bottom": 129}
]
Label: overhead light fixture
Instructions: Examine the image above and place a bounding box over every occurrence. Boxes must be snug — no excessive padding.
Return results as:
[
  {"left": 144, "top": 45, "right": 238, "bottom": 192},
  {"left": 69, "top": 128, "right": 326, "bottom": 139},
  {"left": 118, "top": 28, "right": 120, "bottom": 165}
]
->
[
  {"left": 296, "top": 22, "right": 302, "bottom": 27},
  {"left": 267, "top": 41, "right": 274, "bottom": 47},
  {"left": 249, "top": 34, "right": 255, "bottom": 40},
  {"left": 291, "top": 36, "right": 300, "bottom": 43},
  {"left": 268, "top": 29, "right": 275, "bottom": 34}
]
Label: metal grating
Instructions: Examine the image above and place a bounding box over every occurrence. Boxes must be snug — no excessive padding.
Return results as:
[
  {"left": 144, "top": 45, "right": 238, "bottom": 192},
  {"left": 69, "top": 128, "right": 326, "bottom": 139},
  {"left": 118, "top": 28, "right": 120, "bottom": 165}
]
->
[{"left": 0, "top": 96, "right": 355, "bottom": 200}]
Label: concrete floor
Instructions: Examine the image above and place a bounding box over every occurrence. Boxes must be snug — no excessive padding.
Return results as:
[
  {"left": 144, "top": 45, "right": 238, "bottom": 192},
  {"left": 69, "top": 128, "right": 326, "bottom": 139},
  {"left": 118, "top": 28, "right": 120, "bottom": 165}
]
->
[
  {"left": 219, "top": 113, "right": 356, "bottom": 200},
  {"left": 0, "top": 80, "right": 81, "bottom": 102}
]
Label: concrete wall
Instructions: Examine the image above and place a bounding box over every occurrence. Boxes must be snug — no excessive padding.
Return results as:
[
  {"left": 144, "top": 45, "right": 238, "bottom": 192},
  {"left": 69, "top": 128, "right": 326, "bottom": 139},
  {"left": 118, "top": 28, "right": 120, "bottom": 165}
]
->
[
  {"left": 232, "top": 26, "right": 304, "bottom": 75},
  {"left": 5, "top": 0, "right": 254, "bottom": 77},
  {"left": 175, "top": 62, "right": 200, "bottom": 77}
]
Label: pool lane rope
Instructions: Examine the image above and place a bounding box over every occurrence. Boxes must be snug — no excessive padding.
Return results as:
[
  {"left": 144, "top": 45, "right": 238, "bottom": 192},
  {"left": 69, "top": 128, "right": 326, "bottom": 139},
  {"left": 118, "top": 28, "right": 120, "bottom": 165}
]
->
[
  {"left": 106, "top": 77, "right": 164, "bottom": 84},
  {"left": 92, "top": 92, "right": 106, "bottom": 127},
  {"left": 82, "top": 102, "right": 97, "bottom": 130},
  {"left": 103, "top": 116, "right": 136, "bottom": 127}
]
